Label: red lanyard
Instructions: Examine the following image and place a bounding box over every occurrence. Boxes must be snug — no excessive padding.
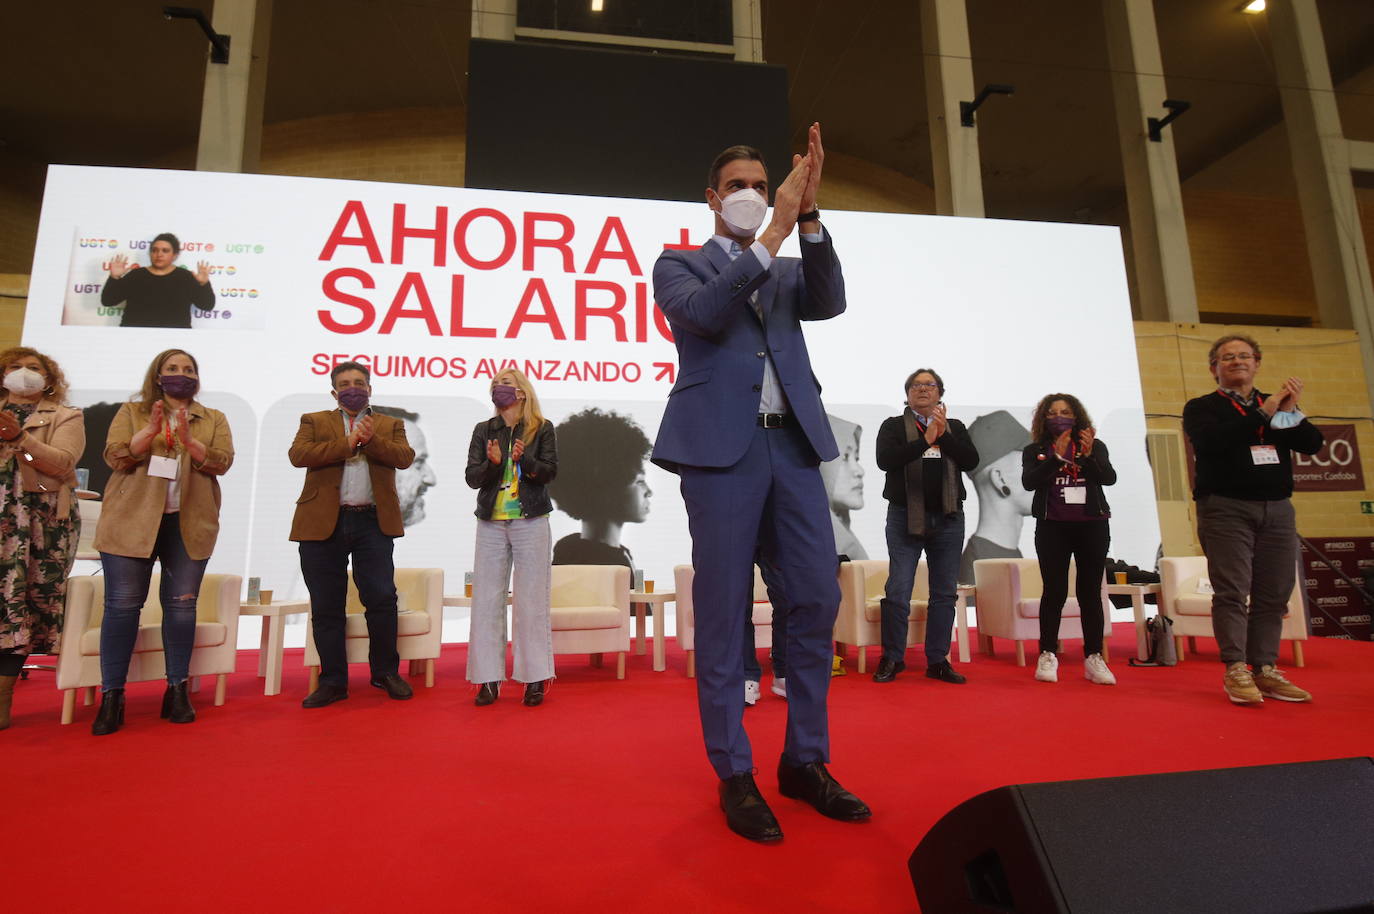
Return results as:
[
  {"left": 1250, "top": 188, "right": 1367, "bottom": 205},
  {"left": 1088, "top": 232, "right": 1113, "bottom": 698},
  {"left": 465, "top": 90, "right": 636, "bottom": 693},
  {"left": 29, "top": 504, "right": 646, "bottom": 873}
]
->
[
  {"left": 1222, "top": 391, "right": 1265, "bottom": 443},
  {"left": 163, "top": 416, "right": 178, "bottom": 453},
  {"left": 1063, "top": 442, "right": 1080, "bottom": 481}
]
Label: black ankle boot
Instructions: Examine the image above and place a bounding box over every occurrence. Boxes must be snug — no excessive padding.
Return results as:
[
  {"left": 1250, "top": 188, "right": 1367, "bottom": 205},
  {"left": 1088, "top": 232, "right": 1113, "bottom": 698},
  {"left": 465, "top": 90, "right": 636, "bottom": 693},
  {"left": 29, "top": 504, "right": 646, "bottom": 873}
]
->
[
  {"left": 92, "top": 689, "right": 125, "bottom": 736},
  {"left": 475, "top": 682, "right": 500, "bottom": 706},
  {"left": 522, "top": 680, "right": 546, "bottom": 707},
  {"left": 161, "top": 681, "right": 196, "bottom": 724}
]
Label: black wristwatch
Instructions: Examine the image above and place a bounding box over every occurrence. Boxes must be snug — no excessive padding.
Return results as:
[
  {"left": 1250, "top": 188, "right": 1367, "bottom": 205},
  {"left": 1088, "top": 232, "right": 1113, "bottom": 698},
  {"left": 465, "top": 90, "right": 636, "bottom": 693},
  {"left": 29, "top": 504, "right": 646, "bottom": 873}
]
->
[{"left": 797, "top": 209, "right": 820, "bottom": 225}]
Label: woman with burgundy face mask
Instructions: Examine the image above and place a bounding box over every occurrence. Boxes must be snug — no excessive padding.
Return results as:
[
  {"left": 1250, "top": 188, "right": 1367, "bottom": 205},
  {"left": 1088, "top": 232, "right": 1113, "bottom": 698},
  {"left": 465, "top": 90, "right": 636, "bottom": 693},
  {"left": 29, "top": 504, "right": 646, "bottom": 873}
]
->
[
  {"left": 1021, "top": 394, "right": 1117, "bottom": 686},
  {"left": 90, "top": 349, "right": 233, "bottom": 734},
  {"left": 0, "top": 347, "right": 84, "bottom": 730},
  {"left": 464, "top": 368, "right": 559, "bottom": 707}
]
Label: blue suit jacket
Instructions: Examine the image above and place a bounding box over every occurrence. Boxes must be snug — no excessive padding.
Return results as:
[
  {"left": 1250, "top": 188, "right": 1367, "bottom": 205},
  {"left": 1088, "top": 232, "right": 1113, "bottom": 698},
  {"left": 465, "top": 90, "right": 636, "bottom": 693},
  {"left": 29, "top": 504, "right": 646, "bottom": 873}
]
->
[{"left": 651, "top": 230, "right": 846, "bottom": 471}]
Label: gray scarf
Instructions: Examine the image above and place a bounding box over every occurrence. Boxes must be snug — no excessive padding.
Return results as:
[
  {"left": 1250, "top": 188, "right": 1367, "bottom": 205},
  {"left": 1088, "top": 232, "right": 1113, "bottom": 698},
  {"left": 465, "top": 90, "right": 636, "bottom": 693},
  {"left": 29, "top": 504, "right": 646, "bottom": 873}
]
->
[{"left": 902, "top": 408, "right": 961, "bottom": 536}]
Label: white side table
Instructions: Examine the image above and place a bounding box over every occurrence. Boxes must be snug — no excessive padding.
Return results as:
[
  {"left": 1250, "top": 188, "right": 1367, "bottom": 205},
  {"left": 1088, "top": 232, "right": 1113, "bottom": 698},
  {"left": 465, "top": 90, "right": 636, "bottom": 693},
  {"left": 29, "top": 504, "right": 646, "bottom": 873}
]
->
[
  {"left": 630, "top": 591, "right": 675, "bottom": 672},
  {"left": 1106, "top": 582, "right": 1162, "bottom": 661},
  {"left": 238, "top": 601, "right": 310, "bottom": 696}
]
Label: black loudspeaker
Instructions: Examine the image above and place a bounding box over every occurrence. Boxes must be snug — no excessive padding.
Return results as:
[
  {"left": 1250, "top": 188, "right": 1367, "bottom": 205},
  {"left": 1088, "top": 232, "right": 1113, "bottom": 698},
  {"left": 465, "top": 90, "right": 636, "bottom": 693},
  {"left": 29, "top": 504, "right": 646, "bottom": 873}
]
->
[{"left": 909, "top": 758, "right": 1374, "bottom": 913}]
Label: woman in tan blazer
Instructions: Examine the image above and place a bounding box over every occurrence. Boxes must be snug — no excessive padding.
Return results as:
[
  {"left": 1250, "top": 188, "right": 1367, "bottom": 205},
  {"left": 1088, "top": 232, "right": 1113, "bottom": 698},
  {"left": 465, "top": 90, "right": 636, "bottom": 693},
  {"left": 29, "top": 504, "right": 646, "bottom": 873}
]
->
[
  {"left": 91, "top": 349, "right": 233, "bottom": 735},
  {"left": 0, "top": 347, "right": 84, "bottom": 730}
]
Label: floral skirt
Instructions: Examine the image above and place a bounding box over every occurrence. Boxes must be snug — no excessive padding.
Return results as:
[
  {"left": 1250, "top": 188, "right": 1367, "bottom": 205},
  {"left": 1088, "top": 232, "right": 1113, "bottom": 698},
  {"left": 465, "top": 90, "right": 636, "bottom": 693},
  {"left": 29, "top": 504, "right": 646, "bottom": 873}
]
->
[{"left": 0, "top": 463, "right": 80, "bottom": 655}]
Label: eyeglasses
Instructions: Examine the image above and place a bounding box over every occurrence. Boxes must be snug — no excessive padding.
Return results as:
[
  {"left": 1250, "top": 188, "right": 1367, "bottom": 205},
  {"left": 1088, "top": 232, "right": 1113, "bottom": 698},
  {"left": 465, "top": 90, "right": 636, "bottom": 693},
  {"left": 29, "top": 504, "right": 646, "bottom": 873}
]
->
[
  {"left": 1216, "top": 353, "right": 1255, "bottom": 363},
  {"left": 910, "top": 382, "right": 940, "bottom": 391}
]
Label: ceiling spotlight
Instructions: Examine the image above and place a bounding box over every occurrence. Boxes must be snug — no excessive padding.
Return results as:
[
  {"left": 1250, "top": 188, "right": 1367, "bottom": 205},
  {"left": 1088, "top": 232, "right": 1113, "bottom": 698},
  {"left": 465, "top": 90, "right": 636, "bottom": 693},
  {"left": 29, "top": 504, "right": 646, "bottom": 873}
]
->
[
  {"left": 591, "top": 0, "right": 604, "bottom": 11},
  {"left": 1241, "top": 0, "right": 1266, "bottom": 13}
]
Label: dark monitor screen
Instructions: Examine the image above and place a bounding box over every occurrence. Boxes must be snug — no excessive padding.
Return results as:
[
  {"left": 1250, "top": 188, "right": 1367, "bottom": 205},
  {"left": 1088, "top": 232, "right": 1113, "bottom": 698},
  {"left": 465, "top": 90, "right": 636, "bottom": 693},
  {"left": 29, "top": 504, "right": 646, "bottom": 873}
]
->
[{"left": 466, "top": 39, "right": 790, "bottom": 203}]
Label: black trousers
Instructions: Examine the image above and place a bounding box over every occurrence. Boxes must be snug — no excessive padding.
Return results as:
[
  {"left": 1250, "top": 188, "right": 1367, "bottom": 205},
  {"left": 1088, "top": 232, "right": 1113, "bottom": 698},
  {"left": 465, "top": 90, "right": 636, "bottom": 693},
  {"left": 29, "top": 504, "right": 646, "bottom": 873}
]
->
[
  {"left": 299, "top": 507, "right": 400, "bottom": 687},
  {"left": 1034, "top": 519, "right": 1111, "bottom": 656}
]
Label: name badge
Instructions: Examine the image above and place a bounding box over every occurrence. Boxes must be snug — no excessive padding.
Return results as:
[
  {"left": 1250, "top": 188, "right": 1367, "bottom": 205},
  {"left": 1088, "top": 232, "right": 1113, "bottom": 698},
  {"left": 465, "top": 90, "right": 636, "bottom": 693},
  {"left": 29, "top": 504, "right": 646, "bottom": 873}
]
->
[
  {"left": 1062, "top": 486, "right": 1087, "bottom": 505},
  {"left": 148, "top": 454, "right": 179, "bottom": 480},
  {"left": 1250, "top": 445, "right": 1280, "bottom": 466},
  {"left": 924, "top": 446, "right": 942, "bottom": 459}
]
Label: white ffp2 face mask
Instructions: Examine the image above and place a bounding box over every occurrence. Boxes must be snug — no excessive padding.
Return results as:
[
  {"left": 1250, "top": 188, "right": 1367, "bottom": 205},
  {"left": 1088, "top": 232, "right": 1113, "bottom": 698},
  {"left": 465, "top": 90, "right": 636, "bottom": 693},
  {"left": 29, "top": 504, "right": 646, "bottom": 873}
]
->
[
  {"left": 716, "top": 188, "right": 768, "bottom": 236},
  {"left": 3, "top": 367, "right": 45, "bottom": 396}
]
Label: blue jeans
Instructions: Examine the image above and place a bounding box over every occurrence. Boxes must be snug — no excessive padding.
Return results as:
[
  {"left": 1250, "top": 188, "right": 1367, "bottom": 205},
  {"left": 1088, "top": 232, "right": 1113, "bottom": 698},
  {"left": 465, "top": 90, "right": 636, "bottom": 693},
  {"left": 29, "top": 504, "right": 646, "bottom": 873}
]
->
[
  {"left": 881, "top": 503, "right": 964, "bottom": 666},
  {"left": 99, "top": 513, "right": 210, "bottom": 691}
]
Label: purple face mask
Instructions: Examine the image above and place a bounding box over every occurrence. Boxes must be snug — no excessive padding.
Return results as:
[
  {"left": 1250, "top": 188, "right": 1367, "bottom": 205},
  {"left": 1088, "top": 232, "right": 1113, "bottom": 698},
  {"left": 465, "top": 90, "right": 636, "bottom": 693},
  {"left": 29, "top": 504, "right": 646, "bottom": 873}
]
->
[
  {"left": 159, "top": 374, "right": 199, "bottom": 400},
  {"left": 491, "top": 384, "right": 520, "bottom": 409},
  {"left": 1047, "top": 416, "right": 1076, "bottom": 438},
  {"left": 337, "top": 386, "right": 369, "bottom": 412}
]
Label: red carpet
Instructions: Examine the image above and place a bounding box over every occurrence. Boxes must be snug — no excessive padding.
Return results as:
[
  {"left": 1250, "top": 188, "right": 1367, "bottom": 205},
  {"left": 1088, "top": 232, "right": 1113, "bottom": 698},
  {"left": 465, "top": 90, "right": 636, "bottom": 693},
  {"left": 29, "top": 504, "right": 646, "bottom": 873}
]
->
[{"left": 7, "top": 630, "right": 1373, "bottom": 913}]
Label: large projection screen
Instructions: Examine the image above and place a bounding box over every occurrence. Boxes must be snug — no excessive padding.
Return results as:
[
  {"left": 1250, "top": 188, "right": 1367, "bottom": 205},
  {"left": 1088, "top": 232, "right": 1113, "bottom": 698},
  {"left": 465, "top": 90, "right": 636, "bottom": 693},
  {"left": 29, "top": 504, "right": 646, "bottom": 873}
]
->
[{"left": 25, "top": 165, "right": 1157, "bottom": 646}]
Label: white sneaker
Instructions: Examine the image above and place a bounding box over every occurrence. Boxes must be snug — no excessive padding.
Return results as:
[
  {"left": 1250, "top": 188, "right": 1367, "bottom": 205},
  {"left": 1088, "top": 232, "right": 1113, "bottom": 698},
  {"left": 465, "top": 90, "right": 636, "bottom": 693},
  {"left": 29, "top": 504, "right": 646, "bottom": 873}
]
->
[
  {"left": 1084, "top": 653, "right": 1117, "bottom": 685},
  {"left": 1035, "top": 651, "right": 1058, "bottom": 683},
  {"left": 770, "top": 678, "right": 787, "bottom": 699},
  {"left": 744, "top": 680, "right": 760, "bottom": 706}
]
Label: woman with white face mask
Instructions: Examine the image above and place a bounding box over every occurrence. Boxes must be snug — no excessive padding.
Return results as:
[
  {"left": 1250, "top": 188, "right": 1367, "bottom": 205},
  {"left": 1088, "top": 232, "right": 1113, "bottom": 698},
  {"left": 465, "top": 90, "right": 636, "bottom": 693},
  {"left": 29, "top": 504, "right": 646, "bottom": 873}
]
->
[{"left": 0, "top": 347, "right": 85, "bottom": 730}]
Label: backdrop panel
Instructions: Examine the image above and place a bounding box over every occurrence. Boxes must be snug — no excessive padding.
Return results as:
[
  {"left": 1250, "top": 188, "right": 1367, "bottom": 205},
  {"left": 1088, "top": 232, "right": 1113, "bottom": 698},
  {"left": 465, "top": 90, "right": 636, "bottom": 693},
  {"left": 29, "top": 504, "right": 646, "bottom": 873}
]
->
[{"left": 25, "top": 166, "right": 1157, "bottom": 647}]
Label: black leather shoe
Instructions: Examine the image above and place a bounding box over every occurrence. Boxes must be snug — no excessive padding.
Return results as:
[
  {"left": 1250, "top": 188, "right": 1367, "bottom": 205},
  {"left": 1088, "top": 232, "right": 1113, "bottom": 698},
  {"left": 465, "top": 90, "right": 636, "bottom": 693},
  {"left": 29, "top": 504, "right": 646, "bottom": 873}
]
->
[
  {"left": 719, "top": 772, "right": 783, "bottom": 842},
  {"left": 370, "top": 672, "right": 414, "bottom": 700},
  {"left": 91, "top": 688, "right": 125, "bottom": 736},
  {"left": 777, "top": 760, "right": 872, "bottom": 822},
  {"left": 161, "top": 681, "right": 196, "bottom": 723},
  {"left": 872, "top": 658, "right": 905, "bottom": 683},
  {"left": 523, "top": 680, "right": 546, "bottom": 707},
  {"left": 475, "top": 682, "right": 500, "bottom": 706},
  {"left": 302, "top": 683, "right": 349, "bottom": 708},
  {"left": 925, "top": 660, "right": 967, "bottom": 684}
]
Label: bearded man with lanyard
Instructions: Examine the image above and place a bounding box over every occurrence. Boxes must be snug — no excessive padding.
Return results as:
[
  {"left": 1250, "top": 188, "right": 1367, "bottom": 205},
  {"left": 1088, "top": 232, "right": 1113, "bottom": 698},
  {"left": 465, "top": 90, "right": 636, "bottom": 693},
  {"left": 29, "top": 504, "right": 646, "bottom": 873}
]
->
[
  {"left": 873, "top": 368, "right": 979, "bottom": 684},
  {"left": 1183, "top": 334, "right": 1323, "bottom": 705}
]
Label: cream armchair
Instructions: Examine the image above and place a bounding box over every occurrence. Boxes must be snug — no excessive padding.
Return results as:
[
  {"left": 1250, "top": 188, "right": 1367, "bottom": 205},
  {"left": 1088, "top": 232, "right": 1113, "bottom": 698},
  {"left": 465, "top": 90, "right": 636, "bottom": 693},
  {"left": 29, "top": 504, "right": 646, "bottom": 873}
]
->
[
  {"left": 305, "top": 567, "right": 443, "bottom": 691},
  {"left": 1158, "top": 556, "right": 1306, "bottom": 666},
  {"left": 973, "top": 558, "right": 1112, "bottom": 666},
  {"left": 548, "top": 564, "right": 632, "bottom": 678},
  {"left": 833, "top": 560, "right": 925, "bottom": 674},
  {"left": 56, "top": 573, "right": 242, "bottom": 724},
  {"left": 673, "top": 565, "right": 775, "bottom": 679}
]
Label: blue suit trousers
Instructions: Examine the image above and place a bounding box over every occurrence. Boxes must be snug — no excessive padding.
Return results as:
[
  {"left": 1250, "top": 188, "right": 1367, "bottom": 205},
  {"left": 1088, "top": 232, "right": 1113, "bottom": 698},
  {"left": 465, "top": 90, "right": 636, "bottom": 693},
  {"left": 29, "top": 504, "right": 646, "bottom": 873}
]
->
[{"left": 679, "top": 422, "right": 840, "bottom": 779}]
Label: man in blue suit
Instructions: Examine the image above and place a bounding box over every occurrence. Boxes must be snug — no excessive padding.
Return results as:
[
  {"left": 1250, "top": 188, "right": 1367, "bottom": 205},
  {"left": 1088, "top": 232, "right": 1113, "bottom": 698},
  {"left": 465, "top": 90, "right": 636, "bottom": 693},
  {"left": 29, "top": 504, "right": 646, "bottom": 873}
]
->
[{"left": 652, "top": 124, "right": 871, "bottom": 842}]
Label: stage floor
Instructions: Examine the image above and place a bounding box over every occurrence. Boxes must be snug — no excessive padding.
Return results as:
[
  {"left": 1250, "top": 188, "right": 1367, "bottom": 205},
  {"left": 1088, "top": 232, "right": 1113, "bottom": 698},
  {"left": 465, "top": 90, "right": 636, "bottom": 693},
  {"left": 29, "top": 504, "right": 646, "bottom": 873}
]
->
[{"left": 8, "top": 631, "right": 1373, "bottom": 912}]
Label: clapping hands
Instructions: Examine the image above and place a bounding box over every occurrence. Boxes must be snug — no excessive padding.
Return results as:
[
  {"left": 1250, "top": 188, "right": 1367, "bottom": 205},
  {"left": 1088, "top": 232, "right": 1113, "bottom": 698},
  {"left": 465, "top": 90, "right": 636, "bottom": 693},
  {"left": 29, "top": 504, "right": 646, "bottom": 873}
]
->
[
  {"left": 348, "top": 414, "right": 374, "bottom": 449},
  {"left": 924, "top": 404, "right": 948, "bottom": 444}
]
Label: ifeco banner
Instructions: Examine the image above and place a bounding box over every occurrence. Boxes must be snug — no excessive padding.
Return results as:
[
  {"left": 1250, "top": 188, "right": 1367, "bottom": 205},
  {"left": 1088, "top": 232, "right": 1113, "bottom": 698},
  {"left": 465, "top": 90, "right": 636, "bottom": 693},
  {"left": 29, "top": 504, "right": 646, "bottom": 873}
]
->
[{"left": 25, "top": 165, "right": 1158, "bottom": 645}]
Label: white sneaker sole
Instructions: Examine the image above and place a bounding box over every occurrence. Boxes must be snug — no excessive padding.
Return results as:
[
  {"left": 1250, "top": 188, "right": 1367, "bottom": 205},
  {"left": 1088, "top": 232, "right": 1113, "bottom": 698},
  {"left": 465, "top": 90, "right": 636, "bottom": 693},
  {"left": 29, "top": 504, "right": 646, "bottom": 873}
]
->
[
  {"left": 1034, "top": 671, "right": 1057, "bottom": 683},
  {"left": 1226, "top": 689, "right": 1263, "bottom": 705}
]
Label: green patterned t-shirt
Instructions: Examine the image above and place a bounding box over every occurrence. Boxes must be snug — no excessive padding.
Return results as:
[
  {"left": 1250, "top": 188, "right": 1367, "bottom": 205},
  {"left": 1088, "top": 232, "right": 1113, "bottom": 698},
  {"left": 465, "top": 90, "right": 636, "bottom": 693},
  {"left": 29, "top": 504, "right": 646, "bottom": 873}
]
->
[{"left": 491, "top": 451, "right": 523, "bottom": 520}]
